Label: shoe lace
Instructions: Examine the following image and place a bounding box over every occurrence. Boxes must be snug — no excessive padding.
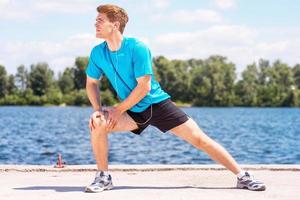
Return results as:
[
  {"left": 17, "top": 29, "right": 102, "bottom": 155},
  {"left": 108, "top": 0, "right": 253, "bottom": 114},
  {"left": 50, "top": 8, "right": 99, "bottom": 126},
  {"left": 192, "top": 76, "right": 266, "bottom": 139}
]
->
[
  {"left": 92, "top": 174, "right": 110, "bottom": 185},
  {"left": 242, "top": 173, "right": 255, "bottom": 181},
  {"left": 92, "top": 176, "right": 103, "bottom": 185}
]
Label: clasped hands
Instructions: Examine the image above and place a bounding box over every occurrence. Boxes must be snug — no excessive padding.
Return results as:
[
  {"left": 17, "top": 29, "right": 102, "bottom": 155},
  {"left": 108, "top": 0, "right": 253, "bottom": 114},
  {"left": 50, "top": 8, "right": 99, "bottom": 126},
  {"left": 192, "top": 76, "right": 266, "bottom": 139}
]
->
[{"left": 89, "top": 106, "right": 123, "bottom": 132}]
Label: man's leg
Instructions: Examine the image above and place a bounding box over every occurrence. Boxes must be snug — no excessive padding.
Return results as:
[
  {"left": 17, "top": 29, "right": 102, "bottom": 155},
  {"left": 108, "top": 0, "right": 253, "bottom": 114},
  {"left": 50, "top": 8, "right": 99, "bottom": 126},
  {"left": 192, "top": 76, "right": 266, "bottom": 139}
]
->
[
  {"left": 90, "top": 112, "right": 138, "bottom": 171},
  {"left": 170, "top": 117, "right": 242, "bottom": 174},
  {"left": 86, "top": 112, "right": 139, "bottom": 193}
]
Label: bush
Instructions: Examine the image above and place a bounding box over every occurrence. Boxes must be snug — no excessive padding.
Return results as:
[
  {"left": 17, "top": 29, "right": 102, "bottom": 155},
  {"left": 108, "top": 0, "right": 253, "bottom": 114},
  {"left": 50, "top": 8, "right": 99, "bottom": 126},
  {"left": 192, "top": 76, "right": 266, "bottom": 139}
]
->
[
  {"left": 100, "top": 89, "right": 118, "bottom": 106},
  {"left": 0, "top": 95, "right": 26, "bottom": 105},
  {"left": 46, "top": 87, "right": 63, "bottom": 105}
]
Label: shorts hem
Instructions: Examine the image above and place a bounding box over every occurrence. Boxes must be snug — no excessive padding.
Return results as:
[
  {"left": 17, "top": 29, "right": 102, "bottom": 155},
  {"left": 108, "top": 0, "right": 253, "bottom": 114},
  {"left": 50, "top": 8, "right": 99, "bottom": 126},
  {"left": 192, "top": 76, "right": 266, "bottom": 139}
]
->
[{"left": 159, "top": 115, "right": 189, "bottom": 133}]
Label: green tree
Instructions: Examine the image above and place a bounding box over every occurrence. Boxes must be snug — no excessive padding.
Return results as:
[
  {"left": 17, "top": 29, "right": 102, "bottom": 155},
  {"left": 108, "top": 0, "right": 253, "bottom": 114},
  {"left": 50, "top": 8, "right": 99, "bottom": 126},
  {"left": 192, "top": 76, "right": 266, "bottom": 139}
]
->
[
  {"left": 74, "top": 57, "right": 88, "bottom": 90},
  {"left": 46, "top": 86, "right": 63, "bottom": 105},
  {"left": 256, "top": 59, "right": 295, "bottom": 106},
  {"left": 257, "top": 59, "right": 270, "bottom": 85},
  {"left": 15, "top": 65, "right": 28, "bottom": 90},
  {"left": 153, "top": 56, "right": 192, "bottom": 102},
  {"left": 100, "top": 89, "right": 118, "bottom": 106},
  {"left": 153, "top": 56, "right": 175, "bottom": 93},
  {"left": 271, "top": 60, "right": 294, "bottom": 106},
  {"left": 7, "top": 75, "right": 17, "bottom": 95},
  {"left": 191, "top": 56, "right": 236, "bottom": 106},
  {"left": 169, "top": 59, "right": 193, "bottom": 102},
  {"left": 0, "top": 64, "right": 8, "bottom": 98},
  {"left": 58, "top": 67, "right": 75, "bottom": 94},
  {"left": 28, "top": 63, "right": 54, "bottom": 96},
  {"left": 73, "top": 89, "right": 90, "bottom": 105},
  {"left": 293, "top": 64, "right": 300, "bottom": 89},
  {"left": 235, "top": 63, "right": 259, "bottom": 106}
]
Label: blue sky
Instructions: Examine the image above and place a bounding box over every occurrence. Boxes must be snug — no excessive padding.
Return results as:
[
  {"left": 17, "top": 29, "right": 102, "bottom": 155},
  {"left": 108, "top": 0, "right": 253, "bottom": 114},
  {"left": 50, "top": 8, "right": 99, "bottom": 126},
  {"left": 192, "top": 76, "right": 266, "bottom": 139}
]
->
[{"left": 0, "top": 0, "right": 299, "bottom": 76}]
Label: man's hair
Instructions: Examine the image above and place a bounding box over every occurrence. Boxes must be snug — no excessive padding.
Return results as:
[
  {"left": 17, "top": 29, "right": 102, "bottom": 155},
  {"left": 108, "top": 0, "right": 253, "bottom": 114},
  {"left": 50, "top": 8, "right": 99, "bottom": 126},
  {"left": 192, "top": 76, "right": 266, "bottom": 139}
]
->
[{"left": 97, "top": 4, "right": 129, "bottom": 34}]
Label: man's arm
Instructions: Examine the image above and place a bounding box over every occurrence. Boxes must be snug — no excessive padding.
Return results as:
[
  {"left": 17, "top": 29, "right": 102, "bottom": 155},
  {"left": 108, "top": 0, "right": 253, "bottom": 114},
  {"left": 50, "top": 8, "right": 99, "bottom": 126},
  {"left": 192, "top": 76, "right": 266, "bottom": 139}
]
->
[
  {"left": 116, "top": 75, "right": 151, "bottom": 113},
  {"left": 86, "top": 76, "right": 102, "bottom": 111},
  {"left": 106, "top": 75, "right": 151, "bottom": 129}
]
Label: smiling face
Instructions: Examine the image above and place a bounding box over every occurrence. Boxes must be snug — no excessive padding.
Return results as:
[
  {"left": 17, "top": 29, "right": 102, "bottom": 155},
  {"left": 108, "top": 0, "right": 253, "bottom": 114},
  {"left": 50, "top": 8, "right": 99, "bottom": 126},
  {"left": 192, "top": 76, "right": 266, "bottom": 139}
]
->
[{"left": 95, "top": 13, "right": 117, "bottom": 39}]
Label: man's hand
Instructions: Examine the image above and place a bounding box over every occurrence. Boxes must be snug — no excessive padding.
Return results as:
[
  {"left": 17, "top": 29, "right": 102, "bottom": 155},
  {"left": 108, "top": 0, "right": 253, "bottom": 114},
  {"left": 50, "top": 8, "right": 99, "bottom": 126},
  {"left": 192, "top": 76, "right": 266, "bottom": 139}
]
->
[
  {"left": 106, "top": 106, "right": 124, "bottom": 131},
  {"left": 89, "top": 110, "right": 105, "bottom": 131}
]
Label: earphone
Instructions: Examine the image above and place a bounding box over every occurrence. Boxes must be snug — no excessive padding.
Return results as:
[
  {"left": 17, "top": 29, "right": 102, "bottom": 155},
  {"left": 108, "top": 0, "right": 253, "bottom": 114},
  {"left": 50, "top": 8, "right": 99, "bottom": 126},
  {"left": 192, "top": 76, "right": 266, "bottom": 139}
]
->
[{"left": 107, "top": 43, "right": 153, "bottom": 125}]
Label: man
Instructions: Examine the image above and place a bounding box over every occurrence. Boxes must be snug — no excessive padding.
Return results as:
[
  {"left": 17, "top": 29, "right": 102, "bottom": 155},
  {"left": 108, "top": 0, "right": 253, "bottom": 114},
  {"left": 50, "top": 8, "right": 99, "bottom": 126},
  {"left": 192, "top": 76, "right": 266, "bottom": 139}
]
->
[{"left": 85, "top": 4, "right": 266, "bottom": 193}]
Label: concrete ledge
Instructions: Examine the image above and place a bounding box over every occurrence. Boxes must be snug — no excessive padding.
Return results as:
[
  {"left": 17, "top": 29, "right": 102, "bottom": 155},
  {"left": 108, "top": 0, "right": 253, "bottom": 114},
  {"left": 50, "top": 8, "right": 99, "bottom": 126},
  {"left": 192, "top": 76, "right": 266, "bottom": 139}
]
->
[
  {"left": 1, "top": 164, "right": 300, "bottom": 172},
  {"left": 1, "top": 165, "right": 299, "bottom": 200}
]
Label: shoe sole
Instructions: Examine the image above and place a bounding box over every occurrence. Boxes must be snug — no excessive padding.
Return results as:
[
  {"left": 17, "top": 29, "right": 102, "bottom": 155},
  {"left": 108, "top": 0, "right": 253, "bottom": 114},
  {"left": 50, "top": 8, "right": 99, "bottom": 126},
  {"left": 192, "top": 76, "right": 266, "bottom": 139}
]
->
[
  {"left": 85, "top": 184, "right": 114, "bottom": 193},
  {"left": 237, "top": 183, "right": 266, "bottom": 191}
]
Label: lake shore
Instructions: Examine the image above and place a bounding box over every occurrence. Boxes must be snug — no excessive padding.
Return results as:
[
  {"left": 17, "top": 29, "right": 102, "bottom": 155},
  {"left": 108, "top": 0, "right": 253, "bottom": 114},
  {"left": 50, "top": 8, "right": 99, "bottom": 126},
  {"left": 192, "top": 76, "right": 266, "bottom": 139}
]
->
[{"left": 1, "top": 164, "right": 299, "bottom": 200}]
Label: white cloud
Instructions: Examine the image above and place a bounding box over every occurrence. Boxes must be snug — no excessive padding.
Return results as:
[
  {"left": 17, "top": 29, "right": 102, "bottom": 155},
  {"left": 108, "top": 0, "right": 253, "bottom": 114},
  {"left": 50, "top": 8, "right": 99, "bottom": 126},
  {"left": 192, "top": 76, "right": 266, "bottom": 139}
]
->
[
  {"left": 51, "top": 56, "right": 75, "bottom": 70},
  {"left": 0, "top": 33, "right": 100, "bottom": 74},
  {"left": 153, "top": 25, "right": 256, "bottom": 48},
  {"left": 255, "top": 40, "right": 300, "bottom": 65},
  {"left": 150, "top": 9, "right": 223, "bottom": 24},
  {"left": 0, "top": 0, "right": 96, "bottom": 20},
  {"left": 0, "top": 0, "right": 33, "bottom": 20},
  {"left": 1, "top": 0, "right": 299, "bottom": 77},
  {"left": 0, "top": 0, "right": 10, "bottom": 9},
  {"left": 150, "top": 25, "right": 300, "bottom": 74},
  {"left": 151, "top": 0, "right": 170, "bottom": 9},
  {"left": 213, "top": 0, "right": 237, "bottom": 10},
  {"left": 172, "top": 9, "right": 223, "bottom": 23},
  {"left": 139, "top": 37, "right": 150, "bottom": 45},
  {"left": 34, "top": 0, "right": 95, "bottom": 14}
]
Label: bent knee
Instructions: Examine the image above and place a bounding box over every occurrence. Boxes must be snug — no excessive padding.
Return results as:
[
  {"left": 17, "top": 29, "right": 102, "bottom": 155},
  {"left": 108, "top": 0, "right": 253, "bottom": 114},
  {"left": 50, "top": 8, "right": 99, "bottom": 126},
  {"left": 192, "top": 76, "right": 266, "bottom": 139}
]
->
[{"left": 90, "top": 120, "right": 110, "bottom": 135}]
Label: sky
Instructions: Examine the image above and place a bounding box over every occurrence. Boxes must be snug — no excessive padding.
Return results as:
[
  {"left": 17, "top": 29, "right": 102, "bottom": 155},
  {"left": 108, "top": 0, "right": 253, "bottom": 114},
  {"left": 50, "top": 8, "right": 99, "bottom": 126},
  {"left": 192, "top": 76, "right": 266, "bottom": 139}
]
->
[{"left": 0, "top": 0, "right": 299, "bottom": 76}]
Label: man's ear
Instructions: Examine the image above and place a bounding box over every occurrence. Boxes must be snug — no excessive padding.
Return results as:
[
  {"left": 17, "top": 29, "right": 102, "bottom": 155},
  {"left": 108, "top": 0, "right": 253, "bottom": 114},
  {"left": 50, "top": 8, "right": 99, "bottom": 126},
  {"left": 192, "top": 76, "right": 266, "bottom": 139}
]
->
[{"left": 114, "top": 21, "right": 120, "bottom": 30}]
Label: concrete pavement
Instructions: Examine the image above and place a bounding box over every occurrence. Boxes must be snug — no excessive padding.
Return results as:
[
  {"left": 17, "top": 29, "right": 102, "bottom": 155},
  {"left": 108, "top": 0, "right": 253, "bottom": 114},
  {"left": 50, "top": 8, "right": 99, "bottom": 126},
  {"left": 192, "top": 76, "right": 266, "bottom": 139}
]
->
[{"left": 0, "top": 165, "right": 299, "bottom": 200}]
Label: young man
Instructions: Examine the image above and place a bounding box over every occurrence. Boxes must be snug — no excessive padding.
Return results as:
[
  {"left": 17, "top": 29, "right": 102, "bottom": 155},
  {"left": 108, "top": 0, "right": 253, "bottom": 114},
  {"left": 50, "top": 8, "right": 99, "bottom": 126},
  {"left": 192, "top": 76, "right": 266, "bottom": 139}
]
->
[{"left": 85, "top": 4, "right": 266, "bottom": 193}]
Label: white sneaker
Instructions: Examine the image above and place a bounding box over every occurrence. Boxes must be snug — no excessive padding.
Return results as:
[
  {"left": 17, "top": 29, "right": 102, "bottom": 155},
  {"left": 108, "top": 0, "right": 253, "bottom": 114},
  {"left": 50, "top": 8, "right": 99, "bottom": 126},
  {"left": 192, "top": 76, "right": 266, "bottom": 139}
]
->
[
  {"left": 85, "top": 171, "right": 114, "bottom": 193},
  {"left": 237, "top": 171, "right": 266, "bottom": 191}
]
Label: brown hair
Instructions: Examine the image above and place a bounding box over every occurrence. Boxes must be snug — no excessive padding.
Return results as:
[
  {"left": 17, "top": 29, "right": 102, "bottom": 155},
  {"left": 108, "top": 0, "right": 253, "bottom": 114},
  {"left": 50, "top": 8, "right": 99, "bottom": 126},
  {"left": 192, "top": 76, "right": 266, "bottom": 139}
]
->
[{"left": 97, "top": 4, "right": 129, "bottom": 34}]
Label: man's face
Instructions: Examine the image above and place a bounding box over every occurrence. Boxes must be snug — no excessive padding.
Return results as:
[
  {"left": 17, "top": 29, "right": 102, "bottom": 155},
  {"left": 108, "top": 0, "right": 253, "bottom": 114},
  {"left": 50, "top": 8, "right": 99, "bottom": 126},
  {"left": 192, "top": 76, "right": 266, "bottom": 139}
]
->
[{"left": 95, "top": 13, "right": 115, "bottom": 39}]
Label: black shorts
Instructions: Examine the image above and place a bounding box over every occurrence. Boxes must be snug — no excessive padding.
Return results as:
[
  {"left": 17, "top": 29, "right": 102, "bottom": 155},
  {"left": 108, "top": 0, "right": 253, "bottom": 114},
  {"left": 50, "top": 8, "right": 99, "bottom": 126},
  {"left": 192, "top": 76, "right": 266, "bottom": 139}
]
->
[{"left": 126, "top": 98, "right": 189, "bottom": 135}]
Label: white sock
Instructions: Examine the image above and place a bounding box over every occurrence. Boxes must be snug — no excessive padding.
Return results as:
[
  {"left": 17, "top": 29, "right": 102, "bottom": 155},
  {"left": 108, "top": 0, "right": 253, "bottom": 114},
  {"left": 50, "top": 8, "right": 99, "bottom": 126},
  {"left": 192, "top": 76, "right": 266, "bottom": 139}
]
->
[
  {"left": 237, "top": 171, "right": 246, "bottom": 179},
  {"left": 96, "top": 170, "right": 110, "bottom": 177}
]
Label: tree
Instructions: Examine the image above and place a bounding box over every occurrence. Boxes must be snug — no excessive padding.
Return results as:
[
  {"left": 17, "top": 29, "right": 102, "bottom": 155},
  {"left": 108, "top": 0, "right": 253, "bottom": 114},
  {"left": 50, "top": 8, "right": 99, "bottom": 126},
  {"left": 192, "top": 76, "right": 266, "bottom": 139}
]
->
[
  {"left": 256, "top": 59, "right": 295, "bottom": 106},
  {"left": 235, "top": 63, "right": 259, "bottom": 106},
  {"left": 0, "top": 64, "right": 8, "bottom": 98},
  {"left": 169, "top": 59, "right": 193, "bottom": 102},
  {"left": 15, "top": 65, "right": 28, "bottom": 90},
  {"left": 271, "top": 60, "right": 294, "bottom": 106},
  {"left": 257, "top": 59, "right": 270, "bottom": 85},
  {"left": 293, "top": 64, "right": 300, "bottom": 89},
  {"left": 153, "top": 56, "right": 175, "bottom": 93},
  {"left": 191, "top": 56, "right": 236, "bottom": 106},
  {"left": 28, "top": 63, "right": 54, "bottom": 96},
  {"left": 58, "top": 67, "right": 75, "bottom": 94},
  {"left": 74, "top": 57, "right": 88, "bottom": 90},
  {"left": 153, "top": 56, "right": 192, "bottom": 102},
  {"left": 46, "top": 86, "right": 63, "bottom": 105},
  {"left": 7, "top": 75, "right": 17, "bottom": 95}
]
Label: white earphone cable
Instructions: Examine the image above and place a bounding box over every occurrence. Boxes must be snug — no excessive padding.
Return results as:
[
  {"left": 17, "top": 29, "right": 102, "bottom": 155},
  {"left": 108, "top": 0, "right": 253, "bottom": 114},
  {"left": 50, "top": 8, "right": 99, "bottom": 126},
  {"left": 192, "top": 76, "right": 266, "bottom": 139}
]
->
[{"left": 114, "top": 50, "right": 153, "bottom": 125}]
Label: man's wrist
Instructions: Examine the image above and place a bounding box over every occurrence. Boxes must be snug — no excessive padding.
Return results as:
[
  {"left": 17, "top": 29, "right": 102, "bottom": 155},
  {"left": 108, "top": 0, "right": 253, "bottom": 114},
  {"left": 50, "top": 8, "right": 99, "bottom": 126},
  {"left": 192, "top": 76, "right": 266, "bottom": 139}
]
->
[
  {"left": 116, "top": 104, "right": 126, "bottom": 113},
  {"left": 93, "top": 107, "right": 102, "bottom": 112}
]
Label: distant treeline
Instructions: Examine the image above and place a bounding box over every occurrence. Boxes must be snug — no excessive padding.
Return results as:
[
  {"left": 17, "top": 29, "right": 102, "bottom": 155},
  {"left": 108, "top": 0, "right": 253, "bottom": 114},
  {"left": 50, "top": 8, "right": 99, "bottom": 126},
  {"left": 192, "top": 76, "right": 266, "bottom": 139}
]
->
[{"left": 0, "top": 55, "right": 300, "bottom": 107}]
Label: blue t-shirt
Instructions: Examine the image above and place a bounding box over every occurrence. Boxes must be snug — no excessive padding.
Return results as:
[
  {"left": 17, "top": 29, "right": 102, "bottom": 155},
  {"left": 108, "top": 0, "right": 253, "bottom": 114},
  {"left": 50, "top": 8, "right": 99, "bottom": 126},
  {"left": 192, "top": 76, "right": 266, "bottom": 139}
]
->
[{"left": 85, "top": 37, "right": 170, "bottom": 112}]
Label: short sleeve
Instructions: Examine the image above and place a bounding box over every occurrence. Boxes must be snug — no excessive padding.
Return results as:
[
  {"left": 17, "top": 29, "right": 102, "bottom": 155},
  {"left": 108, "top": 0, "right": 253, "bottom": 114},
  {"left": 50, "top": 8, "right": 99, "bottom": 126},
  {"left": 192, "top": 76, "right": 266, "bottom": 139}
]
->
[
  {"left": 132, "top": 42, "right": 153, "bottom": 78},
  {"left": 85, "top": 47, "right": 103, "bottom": 80}
]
